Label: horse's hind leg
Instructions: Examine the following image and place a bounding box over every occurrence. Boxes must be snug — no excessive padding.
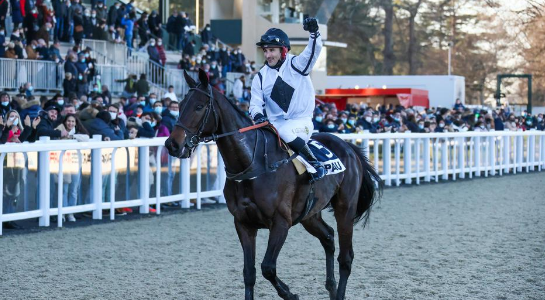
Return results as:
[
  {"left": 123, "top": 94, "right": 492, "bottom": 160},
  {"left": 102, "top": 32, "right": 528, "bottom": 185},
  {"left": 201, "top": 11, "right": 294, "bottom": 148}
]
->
[
  {"left": 334, "top": 207, "right": 355, "bottom": 300},
  {"left": 301, "top": 213, "right": 337, "bottom": 300},
  {"left": 261, "top": 218, "right": 299, "bottom": 300}
]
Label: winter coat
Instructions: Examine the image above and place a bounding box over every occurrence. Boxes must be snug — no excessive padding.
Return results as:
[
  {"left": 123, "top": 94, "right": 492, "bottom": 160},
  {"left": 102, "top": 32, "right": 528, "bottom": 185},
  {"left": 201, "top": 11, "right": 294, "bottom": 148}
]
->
[
  {"left": 135, "top": 79, "right": 149, "bottom": 97},
  {"left": 83, "top": 118, "right": 123, "bottom": 141},
  {"left": 36, "top": 115, "right": 61, "bottom": 139},
  {"left": 19, "top": 99, "right": 41, "bottom": 120}
]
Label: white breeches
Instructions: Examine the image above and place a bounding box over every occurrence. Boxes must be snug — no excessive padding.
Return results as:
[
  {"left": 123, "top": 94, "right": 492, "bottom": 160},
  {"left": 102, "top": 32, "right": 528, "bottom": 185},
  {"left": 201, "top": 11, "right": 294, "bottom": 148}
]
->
[{"left": 271, "top": 118, "right": 314, "bottom": 143}]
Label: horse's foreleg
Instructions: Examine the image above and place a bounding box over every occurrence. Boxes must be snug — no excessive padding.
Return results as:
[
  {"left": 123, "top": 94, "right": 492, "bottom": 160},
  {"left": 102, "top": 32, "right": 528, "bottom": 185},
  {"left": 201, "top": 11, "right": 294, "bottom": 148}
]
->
[
  {"left": 235, "top": 220, "right": 258, "bottom": 300},
  {"left": 261, "top": 219, "right": 298, "bottom": 300},
  {"left": 301, "top": 213, "right": 337, "bottom": 300},
  {"left": 334, "top": 214, "right": 355, "bottom": 300}
]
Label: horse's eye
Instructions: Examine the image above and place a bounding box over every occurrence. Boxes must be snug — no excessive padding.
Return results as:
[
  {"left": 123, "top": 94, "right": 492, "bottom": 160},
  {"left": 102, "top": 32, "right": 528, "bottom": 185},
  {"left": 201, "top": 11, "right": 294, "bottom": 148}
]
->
[{"left": 196, "top": 104, "right": 204, "bottom": 111}]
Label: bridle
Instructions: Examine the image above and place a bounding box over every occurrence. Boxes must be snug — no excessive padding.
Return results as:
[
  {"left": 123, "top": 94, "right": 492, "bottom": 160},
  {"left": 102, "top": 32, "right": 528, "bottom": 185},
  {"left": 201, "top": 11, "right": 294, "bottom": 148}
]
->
[
  {"left": 174, "top": 85, "right": 219, "bottom": 157},
  {"left": 173, "top": 84, "right": 273, "bottom": 158}
]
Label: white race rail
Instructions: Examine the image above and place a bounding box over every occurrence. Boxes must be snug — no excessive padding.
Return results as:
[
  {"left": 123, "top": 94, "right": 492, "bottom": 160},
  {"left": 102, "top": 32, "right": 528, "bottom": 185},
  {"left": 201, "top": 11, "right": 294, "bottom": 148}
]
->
[
  {"left": 1, "top": 130, "right": 544, "bottom": 235},
  {"left": 0, "top": 136, "right": 226, "bottom": 235},
  {"left": 336, "top": 130, "right": 545, "bottom": 186}
]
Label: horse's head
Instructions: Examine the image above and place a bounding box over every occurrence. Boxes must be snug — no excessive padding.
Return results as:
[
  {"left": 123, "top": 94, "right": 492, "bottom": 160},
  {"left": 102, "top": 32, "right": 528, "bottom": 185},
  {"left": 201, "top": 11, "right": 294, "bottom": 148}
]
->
[{"left": 165, "top": 69, "right": 218, "bottom": 158}]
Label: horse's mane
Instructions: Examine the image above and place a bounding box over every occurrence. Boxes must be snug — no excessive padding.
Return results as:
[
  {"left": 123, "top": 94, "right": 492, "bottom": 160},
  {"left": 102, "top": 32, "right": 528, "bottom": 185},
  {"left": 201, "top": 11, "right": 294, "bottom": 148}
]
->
[{"left": 209, "top": 85, "right": 253, "bottom": 126}]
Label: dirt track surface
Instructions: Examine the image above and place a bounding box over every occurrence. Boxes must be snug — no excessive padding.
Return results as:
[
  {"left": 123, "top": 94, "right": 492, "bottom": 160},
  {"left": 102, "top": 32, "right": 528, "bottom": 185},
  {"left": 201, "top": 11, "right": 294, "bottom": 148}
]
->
[{"left": 1, "top": 172, "right": 544, "bottom": 300}]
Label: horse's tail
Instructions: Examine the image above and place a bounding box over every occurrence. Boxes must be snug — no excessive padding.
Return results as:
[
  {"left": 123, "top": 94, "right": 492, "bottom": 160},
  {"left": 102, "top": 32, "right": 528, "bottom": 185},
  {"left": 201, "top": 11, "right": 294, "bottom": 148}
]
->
[{"left": 348, "top": 143, "right": 384, "bottom": 227}]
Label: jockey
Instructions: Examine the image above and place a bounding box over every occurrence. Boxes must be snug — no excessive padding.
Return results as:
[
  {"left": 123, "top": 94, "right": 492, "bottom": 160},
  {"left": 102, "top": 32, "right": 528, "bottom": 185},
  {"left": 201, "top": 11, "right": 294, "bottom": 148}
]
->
[{"left": 249, "top": 18, "right": 325, "bottom": 182}]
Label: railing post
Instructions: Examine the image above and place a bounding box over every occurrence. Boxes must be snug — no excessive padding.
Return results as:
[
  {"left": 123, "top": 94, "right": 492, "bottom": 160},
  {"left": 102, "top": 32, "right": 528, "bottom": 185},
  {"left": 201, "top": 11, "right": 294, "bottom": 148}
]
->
[
  {"left": 373, "top": 139, "right": 380, "bottom": 175},
  {"left": 424, "top": 137, "right": 430, "bottom": 182},
  {"left": 38, "top": 136, "right": 51, "bottom": 227},
  {"left": 394, "top": 139, "right": 401, "bottom": 186},
  {"left": 433, "top": 139, "right": 439, "bottom": 182},
  {"left": 383, "top": 138, "right": 391, "bottom": 186},
  {"left": 138, "top": 145, "right": 150, "bottom": 214},
  {"left": 441, "top": 138, "right": 448, "bottom": 180},
  {"left": 503, "top": 133, "right": 510, "bottom": 174},
  {"left": 489, "top": 136, "right": 496, "bottom": 176},
  {"left": 517, "top": 134, "right": 523, "bottom": 173},
  {"left": 0, "top": 153, "right": 7, "bottom": 236},
  {"left": 458, "top": 137, "right": 465, "bottom": 179},
  {"left": 155, "top": 146, "right": 162, "bottom": 214},
  {"left": 196, "top": 145, "right": 202, "bottom": 209},
  {"left": 404, "top": 137, "right": 412, "bottom": 185},
  {"left": 57, "top": 151, "right": 66, "bottom": 228},
  {"left": 475, "top": 136, "right": 481, "bottom": 177},
  {"left": 539, "top": 135, "right": 545, "bottom": 172},
  {"left": 181, "top": 158, "right": 191, "bottom": 208},
  {"left": 109, "top": 148, "right": 118, "bottom": 220},
  {"left": 415, "top": 138, "right": 420, "bottom": 185},
  {"left": 529, "top": 132, "right": 536, "bottom": 171},
  {"left": 91, "top": 135, "right": 103, "bottom": 220}
]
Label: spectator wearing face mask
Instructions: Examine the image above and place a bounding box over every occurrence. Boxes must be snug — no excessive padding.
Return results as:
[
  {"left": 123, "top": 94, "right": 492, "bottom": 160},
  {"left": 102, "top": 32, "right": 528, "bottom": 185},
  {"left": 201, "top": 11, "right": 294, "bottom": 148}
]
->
[
  {"left": 0, "top": 110, "right": 40, "bottom": 144},
  {"left": 0, "top": 92, "right": 15, "bottom": 118},
  {"left": 137, "top": 112, "right": 156, "bottom": 138},
  {"left": 320, "top": 118, "right": 338, "bottom": 133},
  {"left": 356, "top": 112, "right": 377, "bottom": 133},
  {"left": 161, "top": 101, "right": 179, "bottom": 132},
  {"left": 312, "top": 113, "right": 324, "bottom": 132},
  {"left": 107, "top": 104, "right": 128, "bottom": 139},
  {"left": 84, "top": 110, "right": 124, "bottom": 141},
  {"left": 536, "top": 114, "right": 544, "bottom": 131},
  {"left": 473, "top": 121, "right": 488, "bottom": 132},
  {"left": 522, "top": 116, "right": 535, "bottom": 131},
  {"left": 150, "top": 112, "right": 170, "bottom": 137},
  {"left": 344, "top": 115, "right": 357, "bottom": 133},
  {"left": 434, "top": 120, "right": 447, "bottom": 133},
  {"left": 152, "top": 38, "right": 165, "bottom": 63}
]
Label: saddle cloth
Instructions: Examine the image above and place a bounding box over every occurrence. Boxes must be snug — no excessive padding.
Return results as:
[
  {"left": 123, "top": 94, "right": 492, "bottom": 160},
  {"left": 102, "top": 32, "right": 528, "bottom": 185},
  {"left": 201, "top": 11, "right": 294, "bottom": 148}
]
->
[{"left": 290, "top": 140, "right": 346, "bottom": 176}]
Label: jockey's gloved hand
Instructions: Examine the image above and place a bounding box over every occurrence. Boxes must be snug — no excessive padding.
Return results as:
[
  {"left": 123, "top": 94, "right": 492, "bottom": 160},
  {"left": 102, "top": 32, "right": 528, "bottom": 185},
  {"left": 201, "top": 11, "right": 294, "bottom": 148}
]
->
[
  {"left": 253, "top": 113, "right": 268, "bottom": 125},
  {"left": 303, "top": 18, "right": 319, "bottom": 33}
]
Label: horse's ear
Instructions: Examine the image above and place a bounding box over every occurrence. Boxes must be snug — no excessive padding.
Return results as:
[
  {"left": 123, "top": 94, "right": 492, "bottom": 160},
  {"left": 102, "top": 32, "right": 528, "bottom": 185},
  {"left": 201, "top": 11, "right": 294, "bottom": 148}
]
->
[
  {"left": 198, "top": 68, "right": 209, "bottom": 87},
  {"left": 184, "top": 70, "right": 197, "bottom": 88}
]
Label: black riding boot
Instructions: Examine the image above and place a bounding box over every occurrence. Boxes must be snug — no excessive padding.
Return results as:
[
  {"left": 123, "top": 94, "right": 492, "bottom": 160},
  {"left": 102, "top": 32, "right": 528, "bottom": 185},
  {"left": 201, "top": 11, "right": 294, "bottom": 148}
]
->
[
  {"left": 299, "top": 144, "right": 326, "bottom": 183},
  {"left": 288, "top": 138, "right": 326, "bottom": 183}
]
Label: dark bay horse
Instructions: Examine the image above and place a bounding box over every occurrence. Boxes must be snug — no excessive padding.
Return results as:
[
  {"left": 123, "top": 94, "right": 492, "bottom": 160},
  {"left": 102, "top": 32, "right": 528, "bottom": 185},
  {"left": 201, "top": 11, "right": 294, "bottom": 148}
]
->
[{"left": 165, "top": 69, "right": 383, "bottom": 300}]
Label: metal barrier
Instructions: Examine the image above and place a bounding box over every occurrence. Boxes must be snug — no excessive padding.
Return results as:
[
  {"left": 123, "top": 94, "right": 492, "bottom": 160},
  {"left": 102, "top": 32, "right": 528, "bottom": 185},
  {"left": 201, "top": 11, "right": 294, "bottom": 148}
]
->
[
  {"left": 225, "top": 72, "right": 247, "bottom": 97},
  {"left": 0, "top": 136, "right": 226, "bottom": 235},
  {"left": 82, "top": 40, "right": 108, "bottom": 60},
  {"left": 95, "top": 64, "right": 127, "bottom": 95},
  {"left": 0, "top": 58, "right": 63, "bottom": 92},
  {"left": 126, "top": 51, "right": 196, "bottom": 97}
]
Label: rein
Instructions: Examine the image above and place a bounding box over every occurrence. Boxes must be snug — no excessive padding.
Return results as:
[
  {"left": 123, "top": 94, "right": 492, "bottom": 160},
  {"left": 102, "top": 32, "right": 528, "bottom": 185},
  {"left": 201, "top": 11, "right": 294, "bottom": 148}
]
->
[{"left": 174, "top": 84, "right": 295, "bottom": 180}]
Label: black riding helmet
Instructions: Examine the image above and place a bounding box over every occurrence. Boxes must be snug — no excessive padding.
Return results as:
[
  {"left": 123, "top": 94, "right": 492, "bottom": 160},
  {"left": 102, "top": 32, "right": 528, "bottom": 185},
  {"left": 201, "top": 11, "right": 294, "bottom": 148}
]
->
[{"left": 256, "top": 28, "right": 291, "bottom": 51}]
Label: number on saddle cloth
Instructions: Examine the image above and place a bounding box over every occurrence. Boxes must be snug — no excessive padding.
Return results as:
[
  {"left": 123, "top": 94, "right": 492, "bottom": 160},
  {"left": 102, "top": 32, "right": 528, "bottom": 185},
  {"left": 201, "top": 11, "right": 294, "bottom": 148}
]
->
[{"left": 293, "top": 140, "right": 346, "bottom": 175}]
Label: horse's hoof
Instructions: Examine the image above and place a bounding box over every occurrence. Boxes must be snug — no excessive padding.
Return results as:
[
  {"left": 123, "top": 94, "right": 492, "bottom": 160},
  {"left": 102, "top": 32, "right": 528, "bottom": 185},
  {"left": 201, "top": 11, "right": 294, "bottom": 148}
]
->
[{"left": 290, "top": 294, "right": 299, "bottom": 300}]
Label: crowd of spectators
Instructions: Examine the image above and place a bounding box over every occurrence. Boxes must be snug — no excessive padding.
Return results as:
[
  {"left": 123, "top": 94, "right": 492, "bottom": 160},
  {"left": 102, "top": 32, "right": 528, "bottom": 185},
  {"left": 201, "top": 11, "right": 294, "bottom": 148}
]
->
[{"left": 297, "top": 99, "right": 545, "bottom": 134}]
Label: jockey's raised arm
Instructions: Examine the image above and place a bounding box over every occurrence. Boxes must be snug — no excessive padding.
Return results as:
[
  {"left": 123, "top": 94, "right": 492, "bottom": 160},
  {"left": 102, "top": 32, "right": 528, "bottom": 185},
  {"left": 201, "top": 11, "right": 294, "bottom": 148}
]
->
[{"left": 291, "top": 31, "right": 323, "bottom": 76}]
